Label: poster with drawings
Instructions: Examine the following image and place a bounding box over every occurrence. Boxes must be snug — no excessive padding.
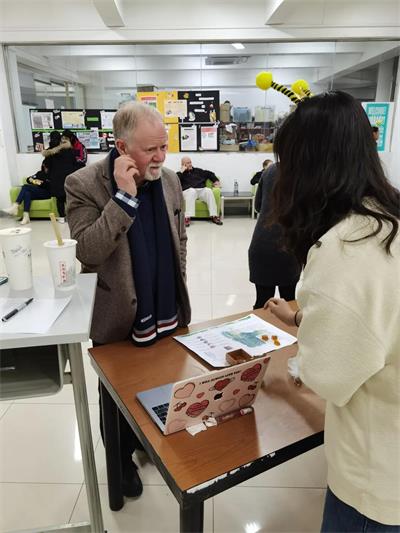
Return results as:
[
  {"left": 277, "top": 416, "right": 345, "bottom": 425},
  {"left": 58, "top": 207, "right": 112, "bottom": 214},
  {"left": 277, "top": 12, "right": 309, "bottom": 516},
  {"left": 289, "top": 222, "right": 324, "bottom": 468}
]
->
[
  {"left": 177, "top": 90, "right": 219, "bottom": 123},
  {"left": 174, "top": 314, "right": 297, "bottom": 367}
]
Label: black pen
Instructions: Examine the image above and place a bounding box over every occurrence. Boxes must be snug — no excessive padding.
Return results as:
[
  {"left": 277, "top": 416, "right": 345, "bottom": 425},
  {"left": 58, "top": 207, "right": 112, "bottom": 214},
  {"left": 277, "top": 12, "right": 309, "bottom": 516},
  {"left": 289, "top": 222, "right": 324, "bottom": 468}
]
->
[{"left": 2, "top": 298, "right": 34, "bottom": 322}]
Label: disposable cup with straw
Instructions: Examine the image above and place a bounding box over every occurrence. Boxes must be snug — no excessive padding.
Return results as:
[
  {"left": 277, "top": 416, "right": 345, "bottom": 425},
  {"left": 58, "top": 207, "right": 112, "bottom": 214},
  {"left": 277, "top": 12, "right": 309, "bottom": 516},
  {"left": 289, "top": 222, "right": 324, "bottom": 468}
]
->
[
  {"left": 44, "top": 213, "right": 77, "bottom": 291},
  {"left": 0, "top": 227, "right": 33, "bottom": 290}
]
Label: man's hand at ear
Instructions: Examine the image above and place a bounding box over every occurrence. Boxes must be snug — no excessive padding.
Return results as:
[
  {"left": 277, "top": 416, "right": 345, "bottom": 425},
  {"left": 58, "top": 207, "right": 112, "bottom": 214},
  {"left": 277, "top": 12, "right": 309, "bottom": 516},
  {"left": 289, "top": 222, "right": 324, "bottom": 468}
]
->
[{"left": 114, "top": 155, "right": 145, "bottom": 196}]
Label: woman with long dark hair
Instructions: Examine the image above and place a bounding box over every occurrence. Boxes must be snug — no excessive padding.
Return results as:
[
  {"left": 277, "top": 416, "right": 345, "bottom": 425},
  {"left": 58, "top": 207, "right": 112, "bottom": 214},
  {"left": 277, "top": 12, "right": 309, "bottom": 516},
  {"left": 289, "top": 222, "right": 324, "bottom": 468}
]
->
[
  {"left": 42, "top": 131, "right": 76, "bottom": 222},
  {"left": 265, "top": 91, "right": 400, "bottom": 532}
]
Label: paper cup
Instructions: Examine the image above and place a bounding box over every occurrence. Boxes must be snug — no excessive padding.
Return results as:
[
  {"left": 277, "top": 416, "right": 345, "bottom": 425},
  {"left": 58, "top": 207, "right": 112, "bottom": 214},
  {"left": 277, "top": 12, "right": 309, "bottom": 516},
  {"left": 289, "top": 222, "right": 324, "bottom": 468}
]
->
[
  {"left": 44, "top": 239, "right": 77, "bottom": 291},
  {"left": 0, "top": 227, "right": 33, "bottom": 290}
]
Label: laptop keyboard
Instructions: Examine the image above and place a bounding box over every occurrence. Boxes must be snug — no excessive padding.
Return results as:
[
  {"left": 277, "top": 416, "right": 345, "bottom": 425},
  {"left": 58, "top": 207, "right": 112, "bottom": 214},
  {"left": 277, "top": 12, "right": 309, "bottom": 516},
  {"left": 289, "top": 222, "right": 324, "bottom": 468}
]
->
[{"left": 152, "top": 402, "right": 170, "bottom": 425}]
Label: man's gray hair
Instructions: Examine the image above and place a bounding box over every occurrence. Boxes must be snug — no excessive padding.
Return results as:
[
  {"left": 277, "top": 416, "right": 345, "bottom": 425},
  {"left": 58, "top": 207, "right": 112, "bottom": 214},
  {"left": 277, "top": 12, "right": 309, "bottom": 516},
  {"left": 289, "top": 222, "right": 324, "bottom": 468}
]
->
[{"left": 113, "top": 101, "right": 163, "bottom": 142}]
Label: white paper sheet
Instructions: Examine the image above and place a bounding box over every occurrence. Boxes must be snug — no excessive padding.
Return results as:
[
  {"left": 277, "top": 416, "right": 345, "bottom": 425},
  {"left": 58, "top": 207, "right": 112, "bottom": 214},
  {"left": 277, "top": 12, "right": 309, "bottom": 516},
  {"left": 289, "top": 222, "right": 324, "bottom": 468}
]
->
[
  {"left": 0, "top": 297, "right": 71, "bottom": 334},
  {"left": 180, "top": 125, "right": 197, "bottom": 151},
  {"left": 174, "top": 314, "right": 297, "bottom": 367},
  {"left": 200, "top": 125, "right": 218, "bottom": 150}
]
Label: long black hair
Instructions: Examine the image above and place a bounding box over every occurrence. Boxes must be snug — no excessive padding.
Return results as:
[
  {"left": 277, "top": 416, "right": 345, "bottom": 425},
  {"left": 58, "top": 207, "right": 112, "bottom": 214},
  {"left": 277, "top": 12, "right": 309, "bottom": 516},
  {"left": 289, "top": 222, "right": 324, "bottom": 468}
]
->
[
  {"left": 62, "top": 129, "right": 78, "bottom": 143},
  {"left": 270, "top": 91, "right": 400, "bottom": 266},
  {"left": 49, "top": 130, "right": 61, "bottom": 148}
]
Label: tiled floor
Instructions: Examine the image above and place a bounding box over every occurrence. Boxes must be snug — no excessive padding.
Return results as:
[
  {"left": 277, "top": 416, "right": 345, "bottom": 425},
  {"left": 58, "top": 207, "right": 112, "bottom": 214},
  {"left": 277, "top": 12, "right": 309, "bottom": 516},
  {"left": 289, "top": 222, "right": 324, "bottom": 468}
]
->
[{"left": 0, "top": 215, "right": 327, "bottom": 532}]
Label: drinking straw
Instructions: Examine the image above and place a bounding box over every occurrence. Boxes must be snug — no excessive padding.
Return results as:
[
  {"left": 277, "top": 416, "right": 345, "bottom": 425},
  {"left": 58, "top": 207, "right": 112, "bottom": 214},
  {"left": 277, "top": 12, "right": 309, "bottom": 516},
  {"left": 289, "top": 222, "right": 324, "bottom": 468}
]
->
[{"left": 49, "top": 213, "right": 64, "bottom": 246}]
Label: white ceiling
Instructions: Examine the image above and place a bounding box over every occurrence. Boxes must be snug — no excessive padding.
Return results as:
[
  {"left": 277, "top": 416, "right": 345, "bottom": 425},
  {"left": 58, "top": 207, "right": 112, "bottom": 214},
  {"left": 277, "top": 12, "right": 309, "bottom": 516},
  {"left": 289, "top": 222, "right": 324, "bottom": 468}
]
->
[
  {"left": 0, "top": 0, "right": 399, "bottom": 42},
  {"left": 2, "top": 0, "right": 398, "bottom": 97}
]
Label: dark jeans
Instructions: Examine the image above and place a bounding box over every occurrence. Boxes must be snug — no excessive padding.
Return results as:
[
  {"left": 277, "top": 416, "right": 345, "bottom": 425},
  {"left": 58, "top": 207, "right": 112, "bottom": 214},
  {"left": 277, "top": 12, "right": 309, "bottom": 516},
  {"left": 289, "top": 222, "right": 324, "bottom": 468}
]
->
[
  {"left": 253, "top": 284, "right": 297, "bottom": 309},
  {"left": 56, "top": 194, "right": 66, "bottom": 218},
  {"left": 321, "top": 487, "right": 400, "bottom": 533},
  {"left": 93, "top": 342, "right": 141, "bottom": 463},
  {"left": 16, "top": 184, "right": 50, "bottom": 212}
]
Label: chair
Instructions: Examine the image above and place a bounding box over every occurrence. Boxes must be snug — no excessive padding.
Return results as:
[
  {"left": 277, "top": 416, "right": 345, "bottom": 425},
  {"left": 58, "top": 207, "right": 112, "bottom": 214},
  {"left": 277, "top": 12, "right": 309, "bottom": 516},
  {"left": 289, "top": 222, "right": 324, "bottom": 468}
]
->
[
  {"left": 193, "top": 179, "right": 222, "bottom": 218},
  {"left": 9, "top": 178, "right": 59, "bottom": 219}
]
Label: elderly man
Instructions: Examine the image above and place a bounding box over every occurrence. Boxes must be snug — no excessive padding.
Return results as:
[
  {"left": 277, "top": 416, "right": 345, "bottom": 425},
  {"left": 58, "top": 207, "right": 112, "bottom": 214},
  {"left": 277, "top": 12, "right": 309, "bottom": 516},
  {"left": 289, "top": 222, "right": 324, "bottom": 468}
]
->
[
  {"left": 65, "top": 102, "right": 191, "bottom": 499},
  {"left": 177, "top": 156, "right": 223, "bottom": 226}
]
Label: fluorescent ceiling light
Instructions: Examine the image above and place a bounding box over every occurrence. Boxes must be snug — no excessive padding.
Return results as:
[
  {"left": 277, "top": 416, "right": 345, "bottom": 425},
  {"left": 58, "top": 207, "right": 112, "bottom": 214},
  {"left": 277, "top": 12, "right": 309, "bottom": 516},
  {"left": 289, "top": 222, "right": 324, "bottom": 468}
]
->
[{"left": 231, "top": 43, "right": 245, "bottom": 50}]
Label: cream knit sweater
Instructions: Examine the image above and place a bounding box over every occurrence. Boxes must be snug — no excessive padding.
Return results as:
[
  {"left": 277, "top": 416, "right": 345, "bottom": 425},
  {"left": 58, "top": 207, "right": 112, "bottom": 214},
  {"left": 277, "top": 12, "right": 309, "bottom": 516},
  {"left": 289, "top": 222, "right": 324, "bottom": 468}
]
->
[{"left": 297, "top": 212, "right": 400, "bottom": 525}]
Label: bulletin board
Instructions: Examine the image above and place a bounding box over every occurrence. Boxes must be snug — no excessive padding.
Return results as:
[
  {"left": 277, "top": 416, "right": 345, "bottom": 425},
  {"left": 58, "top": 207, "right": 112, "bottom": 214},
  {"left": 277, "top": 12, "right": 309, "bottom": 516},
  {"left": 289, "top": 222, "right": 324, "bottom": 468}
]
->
[
  {"left": 30, "top": 109, "right": 117, "bottom": 152},
  {"left": 137, "top": 89, "right": 220, "bottom": 152},
  {"left": 178, "top": 90, "right": 220, "bottom": 152}
]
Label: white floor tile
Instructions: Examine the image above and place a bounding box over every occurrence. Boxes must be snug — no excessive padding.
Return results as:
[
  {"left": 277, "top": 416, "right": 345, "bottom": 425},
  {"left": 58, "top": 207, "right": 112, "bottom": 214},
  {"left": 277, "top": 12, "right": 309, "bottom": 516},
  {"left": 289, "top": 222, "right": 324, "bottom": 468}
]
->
[
  {"left": 94, "top": 444, "right": 167, "bottom": 487},
  {"left": 211, "top": 218, "right": 256, "bottom": 269},
  {"left": 0, "top": 403, "right": 100, "bottom": 483},
  {"left": 187, "top": 265, "right": 212, "bottom": 294},
  {"left": 71, "top": 484, "right": 213, "bottom": 533},
  {"left": 240, "top": 446, "right": 327, "bottom": 488},
  {"left": 189, "top": 293, "right": 213, "bottom": 323},
  {"left": 212, "top": 266, "right": 254, "bottom": 295},
  {"left": 214, "top": 486, "right": 326, "bottom": 533},
  {"left": 0, "top": 482, "right": 82, "bottom": 533},
  {"left": 0, "top": 402, "right": 12, "bottom": 419},
  {"left": 212, "top": 293, "right": 255, "bottom": 319}
]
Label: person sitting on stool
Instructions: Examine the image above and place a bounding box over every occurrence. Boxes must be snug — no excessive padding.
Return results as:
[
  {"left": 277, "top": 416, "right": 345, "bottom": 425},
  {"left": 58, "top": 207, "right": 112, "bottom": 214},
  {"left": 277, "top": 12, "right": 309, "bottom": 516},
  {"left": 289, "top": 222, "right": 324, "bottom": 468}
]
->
[{"left": 177, "top": 157, "right": 223, "bottom": 227}]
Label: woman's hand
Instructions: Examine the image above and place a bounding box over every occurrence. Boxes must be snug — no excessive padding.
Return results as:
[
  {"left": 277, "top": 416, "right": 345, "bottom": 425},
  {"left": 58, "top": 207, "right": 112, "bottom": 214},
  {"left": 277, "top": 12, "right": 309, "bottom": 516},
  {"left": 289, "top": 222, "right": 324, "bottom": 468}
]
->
[{"left": 264, "top": 297, "right": 298, "bottom": 327}]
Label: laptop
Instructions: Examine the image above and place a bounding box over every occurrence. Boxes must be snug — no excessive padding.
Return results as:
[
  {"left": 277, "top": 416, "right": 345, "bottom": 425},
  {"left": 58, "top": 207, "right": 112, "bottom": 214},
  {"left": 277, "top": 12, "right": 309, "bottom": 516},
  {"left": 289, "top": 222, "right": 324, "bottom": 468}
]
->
[{"left": 137, "top": 356, "right": 270, "bottom": 435}]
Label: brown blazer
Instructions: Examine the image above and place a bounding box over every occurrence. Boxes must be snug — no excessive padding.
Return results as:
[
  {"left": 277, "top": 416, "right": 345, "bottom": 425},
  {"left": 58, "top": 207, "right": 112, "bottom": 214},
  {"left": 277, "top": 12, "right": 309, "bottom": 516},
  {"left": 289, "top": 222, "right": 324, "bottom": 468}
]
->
[{"left": 65, "top": 154, "right": 191, "bottom": 343}]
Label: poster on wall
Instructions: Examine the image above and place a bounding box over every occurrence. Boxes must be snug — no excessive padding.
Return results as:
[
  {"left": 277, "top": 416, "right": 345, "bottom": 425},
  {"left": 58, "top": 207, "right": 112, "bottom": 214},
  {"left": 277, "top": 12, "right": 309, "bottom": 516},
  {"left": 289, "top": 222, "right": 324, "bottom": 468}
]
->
[
  {"left": 76, "top": 129, "right": 101, "bottom": 150},
  {"left": 139, "top": 94, "right": 158, "bottom": 108},
  {"left": 164, "top": 99, "right": 188, "bottom": 120},
  {"left": 177, "top": 91, "right": 219, "bottom": 123},
  {"left": 362, "top": 102, "right": 394, "bottom": 152},
  {"left": 200, "top": 125, "right": 218, "bottom": 151},
  {"left": 61, "top": 111, "right": 86, "bottom": 129},
  {"left": 30, "top": 111, "right": 54, "bottom": 130},
  {"left": 30, "top": 109, "right": 116, "bottom": 152},
  {"left": 180, "top": 125, "right": 197, "bottom": 151},
  {"left": 100, "top": 110, "right": 116, "bottom": 130}
]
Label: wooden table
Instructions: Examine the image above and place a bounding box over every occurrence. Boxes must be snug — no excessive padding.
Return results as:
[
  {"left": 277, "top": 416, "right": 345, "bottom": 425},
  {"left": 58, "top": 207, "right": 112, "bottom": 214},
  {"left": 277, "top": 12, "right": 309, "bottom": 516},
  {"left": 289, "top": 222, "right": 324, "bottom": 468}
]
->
[{"left": 89, "top": 308, "right": 324, "bottom": 533}]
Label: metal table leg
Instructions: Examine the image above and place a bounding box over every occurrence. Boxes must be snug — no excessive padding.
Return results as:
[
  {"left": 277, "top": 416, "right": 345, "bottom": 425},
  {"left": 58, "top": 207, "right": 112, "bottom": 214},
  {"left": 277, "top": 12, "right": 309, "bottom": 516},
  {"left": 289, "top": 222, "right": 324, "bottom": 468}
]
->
[
  {"left": 67, "top": 343, "right": 104, "bottom": 533},
  {"left": 100, "top": 382, "right": 124, "bottom": 511},
  {"left": 180, "top": 501, "right": 204, "bottom": 533},
  {"left": 220, "top": 196, "right": 225, "bottom": 219}
]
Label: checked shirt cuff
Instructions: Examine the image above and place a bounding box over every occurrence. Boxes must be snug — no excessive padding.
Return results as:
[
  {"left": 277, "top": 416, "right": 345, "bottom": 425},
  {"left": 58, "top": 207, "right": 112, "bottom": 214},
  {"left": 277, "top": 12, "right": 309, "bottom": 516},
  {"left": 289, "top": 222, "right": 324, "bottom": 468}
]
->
[{"left": 114, "top": 189, "right": 140, "bottom": 216}]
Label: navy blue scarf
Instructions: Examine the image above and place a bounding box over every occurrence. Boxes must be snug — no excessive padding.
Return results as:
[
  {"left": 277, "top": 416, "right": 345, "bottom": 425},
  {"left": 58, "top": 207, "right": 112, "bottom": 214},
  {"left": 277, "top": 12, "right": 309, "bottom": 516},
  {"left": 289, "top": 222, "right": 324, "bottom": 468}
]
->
[{"left": 109, "top": 150, "right": 177, "bottom": 346}]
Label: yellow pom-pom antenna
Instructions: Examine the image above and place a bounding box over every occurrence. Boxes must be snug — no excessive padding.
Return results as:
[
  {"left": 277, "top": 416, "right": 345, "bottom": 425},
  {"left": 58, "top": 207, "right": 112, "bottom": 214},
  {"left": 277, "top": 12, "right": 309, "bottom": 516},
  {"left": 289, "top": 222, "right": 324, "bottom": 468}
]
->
[
  {"left": 255, "top": 71, "right": 273, "bottom": 90},
  {"left": 256, "top": 71, "right": 301, "bottom": 104},
  {"left": 292, "top": 79, "right": 312, "bottom": 98}
]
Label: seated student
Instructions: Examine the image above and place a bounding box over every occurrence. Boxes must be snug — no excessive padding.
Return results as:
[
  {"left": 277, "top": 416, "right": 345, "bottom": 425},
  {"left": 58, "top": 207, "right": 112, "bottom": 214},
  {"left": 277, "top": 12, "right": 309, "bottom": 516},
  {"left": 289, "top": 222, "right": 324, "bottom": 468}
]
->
[
  {"left": 61, "top": 129, "right": 87, "bottom": 168},
  {"left": 177, "top": 157, "right": 223, "bottom": 227},
  {"left": 250, "top": 159, "right": 273, "bottom": 186},
  {"left": 3, "top": 162, "right": 52, "bottom": 225}
]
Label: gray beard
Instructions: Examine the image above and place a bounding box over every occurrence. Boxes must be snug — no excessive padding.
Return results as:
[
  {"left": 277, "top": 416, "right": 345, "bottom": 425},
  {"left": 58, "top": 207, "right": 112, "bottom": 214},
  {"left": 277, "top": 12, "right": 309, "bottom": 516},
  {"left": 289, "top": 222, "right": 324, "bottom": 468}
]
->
[{"left": 145, "top": 166, "right": 162, "bottom": 181}]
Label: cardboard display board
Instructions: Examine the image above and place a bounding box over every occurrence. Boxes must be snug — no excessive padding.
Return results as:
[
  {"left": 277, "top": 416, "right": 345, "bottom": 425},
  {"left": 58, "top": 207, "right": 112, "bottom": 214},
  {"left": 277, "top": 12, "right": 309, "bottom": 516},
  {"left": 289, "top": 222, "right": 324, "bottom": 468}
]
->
[{"left": 30, "top": 109, "right": 116, "bottom": 152}]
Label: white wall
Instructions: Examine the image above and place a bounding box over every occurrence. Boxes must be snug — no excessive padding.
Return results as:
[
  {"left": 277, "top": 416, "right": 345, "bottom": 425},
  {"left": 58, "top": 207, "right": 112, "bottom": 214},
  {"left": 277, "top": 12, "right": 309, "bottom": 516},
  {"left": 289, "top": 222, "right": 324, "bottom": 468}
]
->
[
  {"left": 14, "top": 151, "right": 272, "bottom": 193},
  {"left": 13, "top": 150, "right": 396, "bottom": 198}
]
